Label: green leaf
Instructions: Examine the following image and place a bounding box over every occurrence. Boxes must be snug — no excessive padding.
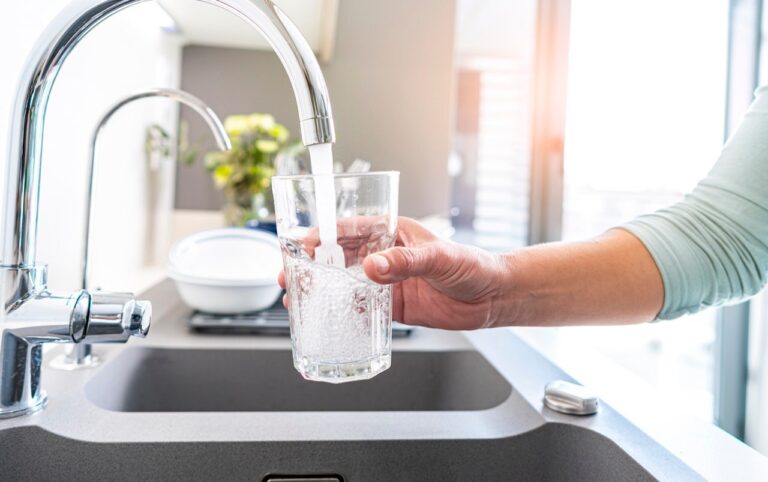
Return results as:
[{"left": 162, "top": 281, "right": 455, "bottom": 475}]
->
[{"left": 180, "top": 149, "right": 197, "bottom": 166}]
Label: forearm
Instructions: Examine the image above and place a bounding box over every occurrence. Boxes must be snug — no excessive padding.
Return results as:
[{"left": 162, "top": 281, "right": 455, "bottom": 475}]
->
[
  {"left": 494, "top": 229, "right": 664, "bottom": 326},
  {"left": 497, "top": 85, "right": 768, "bottom": 326}
]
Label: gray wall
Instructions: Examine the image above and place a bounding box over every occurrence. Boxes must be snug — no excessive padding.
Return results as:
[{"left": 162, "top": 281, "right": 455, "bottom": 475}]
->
[{"left": 176, "top": 0, "right": 456, "bottom": 218}]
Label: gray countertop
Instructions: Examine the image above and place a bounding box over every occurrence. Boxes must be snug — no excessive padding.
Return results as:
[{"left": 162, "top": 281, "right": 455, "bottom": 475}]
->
[{"left": 1, "top": 279, "right": 766, "bottom": 481}]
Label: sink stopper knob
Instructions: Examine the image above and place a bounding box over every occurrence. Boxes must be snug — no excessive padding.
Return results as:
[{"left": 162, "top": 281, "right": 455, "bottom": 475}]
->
[{"left": 544, "top": 380, "right": 599, "bottom": 415}]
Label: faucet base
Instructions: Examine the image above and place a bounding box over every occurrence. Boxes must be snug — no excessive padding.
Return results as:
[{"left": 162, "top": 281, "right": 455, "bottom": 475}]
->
[
  {"left": 50, "top": 352, "right": 101, "bottom": 371},
  {"left": 0, "top": 392, "right": 47, "bottom": 419}
]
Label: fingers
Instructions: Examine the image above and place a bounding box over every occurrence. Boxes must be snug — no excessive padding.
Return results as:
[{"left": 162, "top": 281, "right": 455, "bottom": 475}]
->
[
  {"left": 295, "top": 216, "right": 432, "bottom": 267},
  {"left": 364, "top": 243, "right": 448, "bottom": 284},
  {"left": 394, "top": 216, "right": 439, "bottom": 246},
  {"left": 279, "top": 272, "right": 288, "bottom": 309},
  {"left": 363, "top": 253, "right": 392, "bottom": 283},
  {"left": 301, "top": 216, "right": 395, "bottom": 262},
  {"left": 391, "top": 282, "right": 403, "bottom": 322}
]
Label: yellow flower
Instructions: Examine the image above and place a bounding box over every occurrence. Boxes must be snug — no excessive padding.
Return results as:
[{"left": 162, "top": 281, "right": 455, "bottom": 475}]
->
[
  {"left": 224, "top": 115, "right": 250, "bottom": 138},
  {"left": 255, "top": 139, "right": 279, "bottom": 153},
  {"left": 269, "top": 123, "right": 290, "bottom": 143},
  {"left": 248, "top": 113, "right": 275, "bottom": 131},
  {"left": 213, "top": 164, "right": 233, "bottom": 187}
]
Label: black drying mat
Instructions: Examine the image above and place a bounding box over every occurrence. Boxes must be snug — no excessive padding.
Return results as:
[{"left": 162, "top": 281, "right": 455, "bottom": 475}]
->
[{"left": 189, "top": 298, "right": 412, "bottom": 337}]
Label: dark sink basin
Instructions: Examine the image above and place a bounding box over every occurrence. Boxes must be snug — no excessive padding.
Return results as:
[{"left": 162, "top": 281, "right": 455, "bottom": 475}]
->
[
  {"left": 8, "top": 329, "right": 704, "bottom": 481},
  {"left": 0, "top": 422, "right": 688, "bottom": 482},
  {"left": 86, "top": 348, "right": 513, "bottom": 412}
]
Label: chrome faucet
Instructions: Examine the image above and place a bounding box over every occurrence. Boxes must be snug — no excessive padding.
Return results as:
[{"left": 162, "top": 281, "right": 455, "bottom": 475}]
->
[
  {"left": 0, "top": 0, "right": 335, "bottom": 418},
  {"left": 51, "top": 88, "right": 231, "bottom": 370}
]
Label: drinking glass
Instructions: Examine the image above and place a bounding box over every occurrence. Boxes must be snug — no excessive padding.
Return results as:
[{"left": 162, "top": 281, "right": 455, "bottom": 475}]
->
[{"left": 272, "top": 171, "right": 399, "bottom": 383}]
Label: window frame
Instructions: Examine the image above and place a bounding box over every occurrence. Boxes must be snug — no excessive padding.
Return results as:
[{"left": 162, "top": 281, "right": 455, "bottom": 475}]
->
[
  {"left": 714, "top": 0, "right": 764, "bottom": 441},
  {"left": 528, "top": 0, "right": 764, "bottom": 440}
]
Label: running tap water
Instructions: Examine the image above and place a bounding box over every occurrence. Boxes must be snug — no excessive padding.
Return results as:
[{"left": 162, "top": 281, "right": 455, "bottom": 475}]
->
[{"left": 308, "top": 143, "right": 345, "bottom": 268}]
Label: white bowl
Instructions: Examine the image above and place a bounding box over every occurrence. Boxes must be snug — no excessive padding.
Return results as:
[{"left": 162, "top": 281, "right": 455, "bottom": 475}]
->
[
  {"left": 169, "top": 271, "right": 282, "bottom": 314},
  {"left": 168, "top": 228, "right": 283, "bottom": 314}
]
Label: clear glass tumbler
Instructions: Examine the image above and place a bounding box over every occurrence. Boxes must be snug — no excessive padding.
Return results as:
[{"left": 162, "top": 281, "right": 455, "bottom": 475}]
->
[{"left": 272, "top": 171, "right": 399, "bottom": 383}]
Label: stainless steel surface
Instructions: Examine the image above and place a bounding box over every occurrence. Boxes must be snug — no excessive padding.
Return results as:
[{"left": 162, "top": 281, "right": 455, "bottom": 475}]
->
[
  {"left": 0, "top": 289, "right": 86, "bottom": 418},
  {"left": 0, "top": 286, "right": 149, "bottom": 418},
  {"left": 1, "top": 0, "right": 332, "bottom": 417},
  {"left": 544, "top": 379, "right": 600, "bottom": 416},
  {"left": 0, "top": 265, "right": 47, "bottom": 312},
  {"left": 1, "top": 0, "right": 335, "bottom": 274},
  {"left": 62, "top": 88, "right": 228, "bottom": 368},
  {"left": 84, "top": 292, "right": 151, "bottom": 343}
]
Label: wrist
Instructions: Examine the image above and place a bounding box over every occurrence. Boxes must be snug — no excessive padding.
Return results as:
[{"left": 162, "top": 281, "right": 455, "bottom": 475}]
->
[{"left": 487, "top": 251, "right": 530, "bottom": 327}]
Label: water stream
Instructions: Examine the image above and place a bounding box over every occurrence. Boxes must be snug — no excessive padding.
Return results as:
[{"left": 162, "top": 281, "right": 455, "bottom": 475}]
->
[{"left": 307, "top": 143, "right": 339, "bottom": 250}]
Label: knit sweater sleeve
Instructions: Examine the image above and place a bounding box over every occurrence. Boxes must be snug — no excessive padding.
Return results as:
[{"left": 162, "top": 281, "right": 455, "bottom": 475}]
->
[{"left": 622, "top": 85, "right": 768, "bottom": 320}]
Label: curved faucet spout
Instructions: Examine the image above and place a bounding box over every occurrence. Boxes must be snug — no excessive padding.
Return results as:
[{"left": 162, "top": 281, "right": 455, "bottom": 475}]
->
[
  {"left": 81, "top": 88, "right": 230, "bottom": 292},
  {"left": 1, "top": 0, "right": 335, "bottom": 270}
]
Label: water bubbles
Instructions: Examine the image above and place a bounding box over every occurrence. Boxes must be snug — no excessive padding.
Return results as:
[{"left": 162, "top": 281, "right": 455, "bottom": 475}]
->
[{"left": 285, "top": 255, "right": 391, "bottom": 365}]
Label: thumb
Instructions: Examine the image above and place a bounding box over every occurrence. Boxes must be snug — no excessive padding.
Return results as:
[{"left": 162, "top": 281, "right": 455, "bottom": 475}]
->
[{"left": 363, "top": 244, "right": 446, "bottom": 284}]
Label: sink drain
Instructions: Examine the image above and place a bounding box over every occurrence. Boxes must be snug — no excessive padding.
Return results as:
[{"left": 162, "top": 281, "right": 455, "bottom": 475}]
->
[{"left": 263, "top": 475, "right": 344, "bottom": 482}]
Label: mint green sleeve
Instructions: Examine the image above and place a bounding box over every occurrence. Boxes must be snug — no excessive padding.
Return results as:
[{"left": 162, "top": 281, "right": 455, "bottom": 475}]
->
[{"left": 622, "top": 85, "right": 768, "bottom": 320}]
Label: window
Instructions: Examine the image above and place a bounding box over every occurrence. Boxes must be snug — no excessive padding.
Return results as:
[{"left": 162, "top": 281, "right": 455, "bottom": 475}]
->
[
  {"left": 558, "top": 0, "right": 729, "bottom": 422},
  {"left": 451, "top": 0, "right": 745, "bottom": 427},
  {"left": 451, "top": 0, "right": 537, "bottom": 250}
]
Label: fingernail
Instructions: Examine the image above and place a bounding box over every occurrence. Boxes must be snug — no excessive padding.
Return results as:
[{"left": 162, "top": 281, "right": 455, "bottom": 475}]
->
[{"left": 371, "top": 254, "right": 390, "bottom": 275}]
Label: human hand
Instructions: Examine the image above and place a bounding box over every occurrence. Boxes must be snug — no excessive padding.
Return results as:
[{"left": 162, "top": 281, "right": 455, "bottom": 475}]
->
[{"left": 278, "top": 217, "right": 510, "bottom": 330}]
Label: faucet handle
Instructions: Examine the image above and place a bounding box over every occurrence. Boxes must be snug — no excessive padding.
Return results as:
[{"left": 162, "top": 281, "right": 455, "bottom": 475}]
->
[
  {"left": 130, "top": 300, "right": 151, "bottom": 337},
  {"left": 84, "top": 291, "right": 152, "bottom": 343}
]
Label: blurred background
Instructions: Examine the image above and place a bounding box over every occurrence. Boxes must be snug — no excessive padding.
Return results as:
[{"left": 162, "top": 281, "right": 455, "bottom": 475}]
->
[{"left": 0, "top": 0, "right": 767, "bottom": 455}]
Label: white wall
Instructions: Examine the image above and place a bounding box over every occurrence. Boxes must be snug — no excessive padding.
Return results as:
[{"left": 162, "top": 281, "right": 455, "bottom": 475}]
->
[
  {"left": 176, "top": 0, "right": 456, "bottom": 218},
  {"left": 0, "top": 1, "right": 182, "bottom": 292}
]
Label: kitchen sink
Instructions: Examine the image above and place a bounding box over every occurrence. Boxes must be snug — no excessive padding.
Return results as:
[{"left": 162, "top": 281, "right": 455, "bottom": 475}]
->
[
  {"left": 0, "top": 280, "right": 719, "bottom": 481},
  {"left": 86, "top": 347, "right": 512, "bottom": 412},
  {"left": 0, "top": 423, "right": 665, "bottom": 481}
]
